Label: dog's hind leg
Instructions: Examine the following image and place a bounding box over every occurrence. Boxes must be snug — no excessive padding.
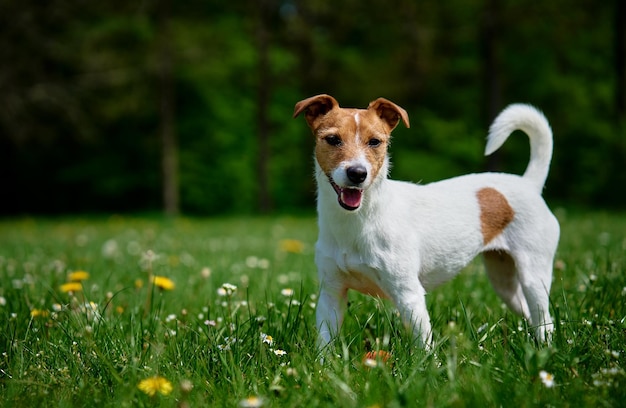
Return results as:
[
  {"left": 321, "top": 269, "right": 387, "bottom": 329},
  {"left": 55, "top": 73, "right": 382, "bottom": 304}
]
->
[
  {"left": 483, "top": 250, "right": 531, "bottom": 319},
  {"left": 515, "top": 253, "right": 554, "bottom": 341},
  {"left": 484, "top": 249, "right": 554, "bottom": 341}
]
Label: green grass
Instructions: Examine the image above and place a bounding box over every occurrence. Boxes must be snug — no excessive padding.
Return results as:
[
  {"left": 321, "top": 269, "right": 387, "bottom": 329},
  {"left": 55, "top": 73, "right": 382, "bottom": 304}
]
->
[{"left": 1, "top": 210, "right": 625, "bottom": 407}]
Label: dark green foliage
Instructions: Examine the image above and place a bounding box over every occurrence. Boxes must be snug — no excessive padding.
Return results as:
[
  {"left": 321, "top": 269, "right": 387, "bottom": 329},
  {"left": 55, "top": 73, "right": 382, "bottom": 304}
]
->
[{"left": 0, "top": 0, "right": 624, "bottom": 215}]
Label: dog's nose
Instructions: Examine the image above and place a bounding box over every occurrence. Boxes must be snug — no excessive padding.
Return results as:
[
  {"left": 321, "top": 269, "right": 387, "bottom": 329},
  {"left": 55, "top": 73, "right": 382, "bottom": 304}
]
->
[{"left": 346, "top": 165, "right": 367, "bottom": 184}]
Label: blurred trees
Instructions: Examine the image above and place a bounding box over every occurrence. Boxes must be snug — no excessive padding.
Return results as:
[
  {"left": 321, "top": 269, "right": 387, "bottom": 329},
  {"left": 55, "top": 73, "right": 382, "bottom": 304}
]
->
[
  {"left": 157, "top": 0, "right": 179, "bottom": 216},
  {"left": 0, "top": 0, "right": 624, "bottom": 215}
]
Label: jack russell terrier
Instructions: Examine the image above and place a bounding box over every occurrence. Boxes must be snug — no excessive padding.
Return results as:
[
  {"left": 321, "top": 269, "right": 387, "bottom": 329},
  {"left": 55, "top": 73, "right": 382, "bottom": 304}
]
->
[{"left": 293, "top": 94, "right": 559, "bottom": 349}]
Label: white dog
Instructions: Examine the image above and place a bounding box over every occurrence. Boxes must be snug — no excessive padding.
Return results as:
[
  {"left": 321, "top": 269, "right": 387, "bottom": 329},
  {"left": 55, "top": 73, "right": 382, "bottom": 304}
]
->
[{"left": 293, "top": 95, "right": 559, "bottom": 348}]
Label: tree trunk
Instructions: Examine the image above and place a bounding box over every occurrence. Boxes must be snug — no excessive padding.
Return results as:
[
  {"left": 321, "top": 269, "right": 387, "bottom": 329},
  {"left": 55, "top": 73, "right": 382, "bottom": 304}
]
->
[
  {"left": 481, "top": 0, "right": 502, "bottom": 172},
  {"left": 256, "top": 0, "right": 272, "bottom": 213},
  {"left": 616, "top": 0, "right": 626, "bottom": 121},
  {"left": 158, "top": 0, "right": 179, "bottom": 216}
]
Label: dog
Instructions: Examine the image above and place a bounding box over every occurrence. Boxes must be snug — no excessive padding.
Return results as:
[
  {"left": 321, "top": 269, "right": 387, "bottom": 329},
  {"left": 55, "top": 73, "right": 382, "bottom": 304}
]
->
[{"left": 293, "top": 94, "right": 559, "bottom": 349}]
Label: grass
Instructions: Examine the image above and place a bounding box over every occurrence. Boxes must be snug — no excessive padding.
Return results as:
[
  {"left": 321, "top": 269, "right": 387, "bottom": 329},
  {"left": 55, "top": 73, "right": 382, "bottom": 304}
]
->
[{"left": 0, "top": 210, "right": 625, "bottom": 407}]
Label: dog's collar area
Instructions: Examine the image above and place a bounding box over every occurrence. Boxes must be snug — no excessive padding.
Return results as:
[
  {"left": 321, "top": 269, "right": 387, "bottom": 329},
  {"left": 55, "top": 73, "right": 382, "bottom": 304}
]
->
[{"left": 328, "top": 177, "right": 363, "bottom": 211}]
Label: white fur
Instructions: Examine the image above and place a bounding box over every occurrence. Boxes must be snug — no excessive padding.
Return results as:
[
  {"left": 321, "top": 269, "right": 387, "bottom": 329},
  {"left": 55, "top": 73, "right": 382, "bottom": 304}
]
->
[
  {"left": 486, "top": 104, "right": 553, "bottom": 192},
  {"left": 311, "top": 103, "right": 559, "bottom": 349}
]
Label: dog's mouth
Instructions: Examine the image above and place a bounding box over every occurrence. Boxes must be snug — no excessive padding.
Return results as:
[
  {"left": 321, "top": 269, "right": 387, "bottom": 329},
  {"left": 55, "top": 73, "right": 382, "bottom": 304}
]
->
[{"left": 329, "top": 178, "right": 363, "bottom": 211}]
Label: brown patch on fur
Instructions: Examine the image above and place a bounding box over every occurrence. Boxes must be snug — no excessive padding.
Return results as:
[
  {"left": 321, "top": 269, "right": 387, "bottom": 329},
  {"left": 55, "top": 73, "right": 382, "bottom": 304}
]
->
[
  {"left": 312, "top": 109, "right": 391, "bottom": 181},
  {"left": 346, "top": 269, "right": 389, "bottom": 299},
  {"left": 477, "top": 187, "right": 515, "bottom": 244},
  {"left": 293, "top": 95, "right": 409, "bottom": 182},
  {"left": 367, "top": 98, "right": 410, "bottom": 131},
  {"left": 293, "top": 94, "right": 338, "bottom": 129}
]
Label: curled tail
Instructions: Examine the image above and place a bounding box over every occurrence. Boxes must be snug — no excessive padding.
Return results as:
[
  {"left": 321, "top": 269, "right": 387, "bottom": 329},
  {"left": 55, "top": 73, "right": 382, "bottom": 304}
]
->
[{"left": 485, "top": 104, "right": 553, "bottom": 193}]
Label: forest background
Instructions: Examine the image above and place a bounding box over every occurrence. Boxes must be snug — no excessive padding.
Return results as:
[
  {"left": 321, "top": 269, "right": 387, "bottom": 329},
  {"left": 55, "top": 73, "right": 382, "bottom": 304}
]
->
[{"left": 1, "top": 0, "right": 624, "bottom": 216}]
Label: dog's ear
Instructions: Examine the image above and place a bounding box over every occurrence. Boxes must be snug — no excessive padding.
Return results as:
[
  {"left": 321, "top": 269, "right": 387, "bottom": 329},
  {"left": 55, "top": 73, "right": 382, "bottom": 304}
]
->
[
  {"left": 293, "top": 94, "right": 339, "bottom": 129},
  {"left": 367, "top": 98, "right": 410, "bottom": 130}
]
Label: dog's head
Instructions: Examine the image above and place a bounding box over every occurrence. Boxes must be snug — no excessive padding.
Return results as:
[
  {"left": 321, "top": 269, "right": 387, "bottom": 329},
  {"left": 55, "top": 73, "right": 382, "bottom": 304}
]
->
[{"left": 294, "top": 94, "right": 410, "bottom": 211}]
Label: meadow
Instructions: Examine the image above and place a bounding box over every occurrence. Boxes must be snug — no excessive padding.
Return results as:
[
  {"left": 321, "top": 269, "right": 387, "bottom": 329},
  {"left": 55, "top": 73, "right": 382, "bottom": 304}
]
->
[{"left": 0, "top": 210, "right": 625, "bottom": 407}]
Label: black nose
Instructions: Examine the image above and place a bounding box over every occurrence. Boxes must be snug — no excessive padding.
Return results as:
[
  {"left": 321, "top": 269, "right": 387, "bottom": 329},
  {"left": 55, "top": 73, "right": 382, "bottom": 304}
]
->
[{"left": 346, "top": 165, "right": 367, "bottom": 184}]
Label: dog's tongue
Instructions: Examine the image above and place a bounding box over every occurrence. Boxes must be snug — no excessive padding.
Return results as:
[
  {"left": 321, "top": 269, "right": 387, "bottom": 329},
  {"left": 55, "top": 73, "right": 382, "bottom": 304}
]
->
[{"left": 340, "top": 188, "right": 363, "bottom": 209}]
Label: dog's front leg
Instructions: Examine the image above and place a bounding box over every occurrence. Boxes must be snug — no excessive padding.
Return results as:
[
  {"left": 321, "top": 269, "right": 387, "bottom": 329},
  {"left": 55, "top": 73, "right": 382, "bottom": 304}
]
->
[
  {"left": 315, "top": 284, "right": 347, "bottom": 349},
  {"left": 392, "top": 284, "right": 433, "bottom": 348}
]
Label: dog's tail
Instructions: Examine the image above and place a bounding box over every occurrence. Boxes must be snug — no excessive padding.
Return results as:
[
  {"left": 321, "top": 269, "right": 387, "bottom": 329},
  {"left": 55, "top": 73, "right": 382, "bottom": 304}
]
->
[{"left": 485, "top": 104, "right": 553, "bottom": 193}]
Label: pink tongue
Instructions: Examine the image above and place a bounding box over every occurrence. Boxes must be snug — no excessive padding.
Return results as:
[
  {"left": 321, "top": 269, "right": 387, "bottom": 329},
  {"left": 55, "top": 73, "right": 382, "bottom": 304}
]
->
[{"left": 340, "top": 188, "right": 363, "bottom": 208}]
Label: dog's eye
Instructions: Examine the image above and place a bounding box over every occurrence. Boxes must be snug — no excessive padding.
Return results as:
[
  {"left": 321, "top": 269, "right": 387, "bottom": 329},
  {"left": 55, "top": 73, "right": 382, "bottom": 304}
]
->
[
  {"left": 324, "top": 135, "right": 342, "bottom": 146},
  {"left": 368, "top": 138, "right": 382, "bottom": 147}
]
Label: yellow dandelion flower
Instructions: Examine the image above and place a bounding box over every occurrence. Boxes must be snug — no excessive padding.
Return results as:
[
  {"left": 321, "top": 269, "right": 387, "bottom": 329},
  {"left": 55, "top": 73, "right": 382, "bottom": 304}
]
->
[
  {"left": 68, "top": 270, "right": 90, "bottom": 281},
  {"left": 60, "top": 282, "right": 83, "bottom": 293},
  {"left": 30, "top": 309, "right": 50, "bottom": 318},
  {"left": 135, "top": 279, "right": 144, "bottom": 289},
  {"left": 279, "top": 239, "right": 305, "bottom": 254},
  {"left": 151, "top": 276, "right": 175, "bottom": 291},
  {"left": 138, "top": 376, "right": 173, "bottom": 396}
]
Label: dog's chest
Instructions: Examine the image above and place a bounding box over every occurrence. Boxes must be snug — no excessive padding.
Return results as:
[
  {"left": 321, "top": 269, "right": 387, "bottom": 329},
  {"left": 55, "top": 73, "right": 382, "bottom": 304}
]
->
[
  {"left": 347, "top": 268, "right": 388, "bottom": 299},
  {"left": 317, "top": 223, "right": 394, "bottom": 299},
  {"left": 336, "top": 251, "right": 390, "bottom": 299}
]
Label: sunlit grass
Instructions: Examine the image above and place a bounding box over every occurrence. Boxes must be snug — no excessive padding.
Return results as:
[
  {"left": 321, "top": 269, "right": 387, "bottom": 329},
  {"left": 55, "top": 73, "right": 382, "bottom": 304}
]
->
[{"left": 0, "top": 210, "right": 625, "bottom": 407}]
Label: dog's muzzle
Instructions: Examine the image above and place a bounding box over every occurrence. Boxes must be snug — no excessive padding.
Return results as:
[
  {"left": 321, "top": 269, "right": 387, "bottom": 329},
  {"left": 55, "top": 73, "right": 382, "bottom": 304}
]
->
[
  {"left": 330, "top": 180, "right": 363, "bottom": 211},
  {"left": 328, "top": 166, "right": 367, "bottom": 211}
]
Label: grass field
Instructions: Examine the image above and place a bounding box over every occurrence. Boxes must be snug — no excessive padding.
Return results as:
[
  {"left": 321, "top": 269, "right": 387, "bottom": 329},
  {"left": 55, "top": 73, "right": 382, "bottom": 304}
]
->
[{"left": 1, "top": 210, "right": 625, "bottom": 407}]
